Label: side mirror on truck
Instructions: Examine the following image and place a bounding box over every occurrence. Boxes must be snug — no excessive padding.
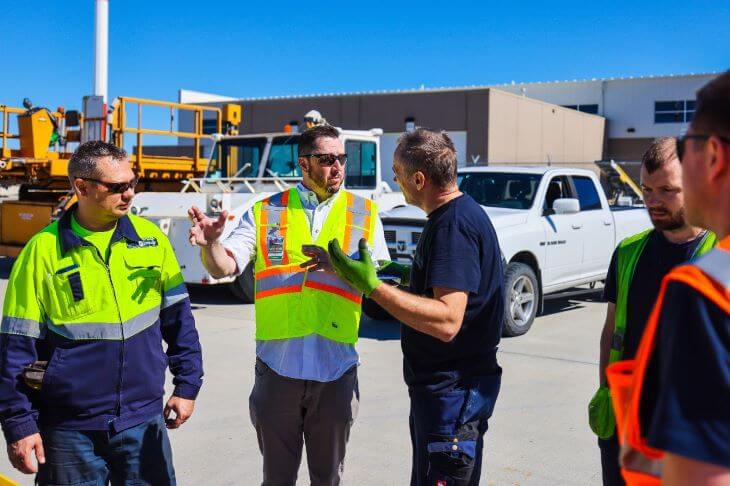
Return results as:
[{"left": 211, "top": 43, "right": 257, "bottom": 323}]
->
[{"left": 553, "top": 198, "right": 581, "bottom": 215}]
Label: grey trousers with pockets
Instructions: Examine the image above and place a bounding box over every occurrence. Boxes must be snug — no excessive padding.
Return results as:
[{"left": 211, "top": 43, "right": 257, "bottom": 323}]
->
[{"left": 249, "top": 358, "right": 359, "bottom": 486}]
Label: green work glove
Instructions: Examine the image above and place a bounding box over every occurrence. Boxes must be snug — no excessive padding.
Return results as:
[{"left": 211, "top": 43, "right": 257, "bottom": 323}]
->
[
  {"left": 376, "top": 260, "right": 411, "bottom": 286},
  {"left": 328, "top": 238, "right": 382, "bottom": 297}
]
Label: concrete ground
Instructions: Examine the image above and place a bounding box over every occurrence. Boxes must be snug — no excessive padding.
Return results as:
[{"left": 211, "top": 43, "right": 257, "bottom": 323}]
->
[{"left": 1, "top": 257, "right": 607, "bottom": 485}]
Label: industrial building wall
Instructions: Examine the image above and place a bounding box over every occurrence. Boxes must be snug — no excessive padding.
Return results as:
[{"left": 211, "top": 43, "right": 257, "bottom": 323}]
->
[{"left": 487, "top": 89, "right": 605, "bottom": 164}]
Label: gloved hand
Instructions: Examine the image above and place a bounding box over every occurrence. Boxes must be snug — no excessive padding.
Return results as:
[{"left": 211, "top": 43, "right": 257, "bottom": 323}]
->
[
  {"left": 376, "top": 260, "right": 411, "bottom": 286},
  {"left": 328, "top": 238, "right": 382, "bottom": 297}
]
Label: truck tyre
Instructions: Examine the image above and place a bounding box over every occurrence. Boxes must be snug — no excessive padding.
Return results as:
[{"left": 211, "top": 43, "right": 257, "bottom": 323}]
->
[
  {"left": 503, "top": 262, "right": 539, "bottom": 337},
  {"left": 228, "top": 262, "right": 255, "bottom": 303}
]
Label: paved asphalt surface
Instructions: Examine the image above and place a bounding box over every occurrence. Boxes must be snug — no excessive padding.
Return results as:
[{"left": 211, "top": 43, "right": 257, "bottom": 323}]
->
[{"left": 1, "top": 256, "right": 608, "bottom": 485}]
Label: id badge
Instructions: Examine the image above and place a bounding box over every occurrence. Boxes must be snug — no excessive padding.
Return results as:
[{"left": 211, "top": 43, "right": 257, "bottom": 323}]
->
[{"left": 266, "top": 226, "right": 284, "bottom": 263}]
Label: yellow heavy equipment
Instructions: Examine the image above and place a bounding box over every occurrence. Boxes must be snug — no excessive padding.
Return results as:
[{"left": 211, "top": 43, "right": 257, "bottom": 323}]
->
[{"left": 0, "top": 96, "right": 241, "bottom": 256}]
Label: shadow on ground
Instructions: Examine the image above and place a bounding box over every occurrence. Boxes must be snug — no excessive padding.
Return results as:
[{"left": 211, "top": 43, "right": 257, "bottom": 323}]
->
[{"left": 541, "top": 289, "right": 603, "bottom": 317}]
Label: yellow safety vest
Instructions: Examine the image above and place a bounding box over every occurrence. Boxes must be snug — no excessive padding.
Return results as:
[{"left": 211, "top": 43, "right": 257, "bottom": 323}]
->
[{"left": 252, "top": 188, "right": 377, "bottom": 344}]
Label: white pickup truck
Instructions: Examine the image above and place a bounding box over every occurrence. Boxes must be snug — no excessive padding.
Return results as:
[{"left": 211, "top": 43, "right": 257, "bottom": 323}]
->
[{"left": 379, "top": 166, "right": 651, "bottom": 336}]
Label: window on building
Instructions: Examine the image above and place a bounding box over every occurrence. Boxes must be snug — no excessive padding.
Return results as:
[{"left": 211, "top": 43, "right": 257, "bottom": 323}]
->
[
  {"left": 561, "top": 104, "right": 599, "bottom": 114},
  {"left": 655, "top": 100, "right": 695, "bottom": 124},
  {"left": 571, "top": 176, "right": 603, "bottom": 211},
  {"left": 578, "top": 104, "right": 599, "bottom": 114}
]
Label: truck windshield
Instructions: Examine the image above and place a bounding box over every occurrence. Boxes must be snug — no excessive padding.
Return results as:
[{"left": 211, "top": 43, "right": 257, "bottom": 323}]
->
[
  {"left": 267, "top": 136, "right": 302, "bottom": 177},
  {"left": 458, "top": 172, "right": 543, "bottom": 209},
  {"left": 207, "top": 138, "right": 266, "bottom": 178}
]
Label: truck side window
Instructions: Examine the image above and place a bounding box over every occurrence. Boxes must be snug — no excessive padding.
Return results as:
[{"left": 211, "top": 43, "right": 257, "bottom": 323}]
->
[
  {"left": 543, "top": 176, "right": 571, "bottom": 215},
  {"left": 344, "top": 141, "right": 377, "bottom": 189},
  {"left": 572, "top": 176, "right": 603, "bottom": 211}
]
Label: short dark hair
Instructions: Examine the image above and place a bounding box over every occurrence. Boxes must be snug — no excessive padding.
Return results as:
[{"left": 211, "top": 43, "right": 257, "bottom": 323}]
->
[
  {"left": 691, "top": 71, "right": 730, "bottom": 138},
  {"left": 642, "top": 137, "right": 678, "bottom": 174},
  {"left": 68, "top": 141, "right": 128, "bottom": 184},
  {"left": 394, "top": 128, "right": 457, "bottom": 188},
  {"left": 298, "top": 124, "right": 340, "bottom": 156}
]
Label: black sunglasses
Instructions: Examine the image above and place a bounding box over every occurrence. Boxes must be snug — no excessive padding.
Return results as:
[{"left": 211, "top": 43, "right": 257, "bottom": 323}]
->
[
  {"left": 676, "top": 134, "right": 730, "bottom": 162},
  {"left": 82, "top": 177, "right": 139, "bottom": 194},
  {"left": 301, "top": 153, "right": 348, "bottom": 166}
]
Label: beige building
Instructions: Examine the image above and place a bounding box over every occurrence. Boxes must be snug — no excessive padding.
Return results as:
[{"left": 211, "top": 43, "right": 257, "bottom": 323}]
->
[{"left": 180, "top": 72, "right": 718, "bottom": 166}]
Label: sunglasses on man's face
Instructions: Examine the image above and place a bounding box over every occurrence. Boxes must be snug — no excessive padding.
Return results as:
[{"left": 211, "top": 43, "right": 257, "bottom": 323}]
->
[
  {"left": 301, "top": 153, "right": 348, "bottom": 166},
  {"left": 82, "top": 177, "right": 139, "bottom": 194},
  {"left": 675, "top": 134, "right": 730, "bottom": 162}
]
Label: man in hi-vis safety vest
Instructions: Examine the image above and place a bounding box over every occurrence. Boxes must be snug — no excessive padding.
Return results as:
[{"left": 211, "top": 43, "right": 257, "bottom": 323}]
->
[
  {"left": 607, "top": 71, "right": 730, "bottom": 485},
  {"left": 590, "top": 137, "right": 716, "bottom": 486},
  {"left": 188, "top": 124, "right": 388, "bottom": 485}
]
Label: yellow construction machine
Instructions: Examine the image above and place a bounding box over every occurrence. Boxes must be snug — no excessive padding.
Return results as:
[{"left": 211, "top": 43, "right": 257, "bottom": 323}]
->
[{"left": 0, "top": 96, "right": 241, "bottom": 256}]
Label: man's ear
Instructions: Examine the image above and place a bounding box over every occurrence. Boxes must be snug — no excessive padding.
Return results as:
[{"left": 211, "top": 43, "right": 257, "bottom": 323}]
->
[
  {"left": 708, "top": 136, "right": 729, "bottom": 181},
  {"left": 298, "top": 157, "right": 309, "bottom": 175},
  {"left": 413, "top": 171, "right": 426, "bottom": 190},
  {"left": 73, "top": 178, "right": 88, "bottom": 197}
]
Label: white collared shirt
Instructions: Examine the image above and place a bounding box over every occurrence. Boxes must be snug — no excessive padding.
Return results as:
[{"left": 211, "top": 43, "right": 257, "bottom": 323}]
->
[{"left": 222, "top": 183, "right": 390, "bottom": 382}]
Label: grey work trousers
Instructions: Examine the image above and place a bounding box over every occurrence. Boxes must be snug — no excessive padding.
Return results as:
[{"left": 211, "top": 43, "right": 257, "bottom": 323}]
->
[{"left": 249, "top": 358, "right": 359, "bottom": 486}]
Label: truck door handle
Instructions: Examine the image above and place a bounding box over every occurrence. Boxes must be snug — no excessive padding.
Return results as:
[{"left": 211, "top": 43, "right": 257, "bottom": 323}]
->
[
  {"left": 571, "top": 224, "right": 583, "bottom": 229},
  {"left": 603, "top": 221, "right": 613, "bottom": 226}
]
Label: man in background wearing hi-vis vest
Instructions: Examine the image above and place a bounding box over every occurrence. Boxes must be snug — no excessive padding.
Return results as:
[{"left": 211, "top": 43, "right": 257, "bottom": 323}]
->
[
  {"left": 0, "top": 141, "right": 203, "bottom": 485},
  {"left": 590, "top": 137, "right": 716, "bottom": 485},
  {"left": 187, "top": 124, "right": 388, "bottom": 485},
  {"left": 607, "top": 72, "right": 730, "bottom": 484}
]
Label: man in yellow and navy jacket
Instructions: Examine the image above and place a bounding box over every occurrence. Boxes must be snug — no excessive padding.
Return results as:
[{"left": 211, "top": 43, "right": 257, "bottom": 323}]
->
[{"left": 0, "top": 141, "right": 203, "bottom": 485}]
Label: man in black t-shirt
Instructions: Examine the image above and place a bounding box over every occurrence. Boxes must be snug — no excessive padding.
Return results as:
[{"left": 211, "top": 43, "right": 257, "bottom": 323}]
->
[
  {"left": 596, "top": 137, "right": 714, "bottom": 485},
  {"left": 329, "top": 129, "right": 503, "bottom": 485}
]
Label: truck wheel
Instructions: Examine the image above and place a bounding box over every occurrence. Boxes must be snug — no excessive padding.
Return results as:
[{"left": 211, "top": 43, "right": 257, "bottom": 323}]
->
[
  {"left": 503, "top": 262, "right": 539, "bottom": 337},
  {"left": 228, "top": 263, "right": 255, "bottom": 303}
]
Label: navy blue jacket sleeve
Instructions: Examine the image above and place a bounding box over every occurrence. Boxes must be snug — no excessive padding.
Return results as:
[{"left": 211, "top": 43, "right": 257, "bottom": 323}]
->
[
  {"left": 160, "top": 294, "right": 204, "bottom": 400},
  {"left": 646, "top": 281, "right": 730, "bottom": 467},
  {"left": 0, "top": 334, "right": 40, "bottom": 443}
]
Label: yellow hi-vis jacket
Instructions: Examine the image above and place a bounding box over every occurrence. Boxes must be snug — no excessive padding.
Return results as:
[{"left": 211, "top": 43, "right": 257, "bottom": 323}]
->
[{"left": 252, "top": 188, "right": 377, "bottom": 344}]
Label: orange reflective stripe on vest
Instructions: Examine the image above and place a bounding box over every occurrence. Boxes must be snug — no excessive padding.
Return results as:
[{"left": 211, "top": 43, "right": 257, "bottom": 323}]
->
[{"left": 607, "top": 237, "right": 730, "bottom": 485}]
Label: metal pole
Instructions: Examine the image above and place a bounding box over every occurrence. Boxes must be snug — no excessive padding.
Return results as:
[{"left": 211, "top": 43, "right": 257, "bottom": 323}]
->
[{"left": 94, "top": 0, "right": 109, "bottom": 103}]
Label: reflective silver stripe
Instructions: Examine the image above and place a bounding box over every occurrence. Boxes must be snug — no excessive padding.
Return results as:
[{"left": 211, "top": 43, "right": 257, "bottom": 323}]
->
[
  {"left": 347, "top": 195, "right": 370, "bottom": 228},
  {"left": 256, "top": 271, "right": 305, "bottom": 292},
  {"left": 346, "top": 227, "right": 366, "bottom": 255},
  {"left": 693, "top": 248, "right": 730, "bottom": 287},
  {"left": 46, "top": 306, "right": 161, "bottom": 341},
  {"left": 262, "top": 190, "right": 289, "bottom": 226},
  {"left": 1, "top": 316, "right": 44, "bottom": 338},
  {"left": 162, "top": 283, "right": 189, "bottom": 309},
  {"left": 619, "top": 442, "right": 662, "bottom": 478},
  {"left": 305, "top": 271, "right": 360, "bottom": 297}
]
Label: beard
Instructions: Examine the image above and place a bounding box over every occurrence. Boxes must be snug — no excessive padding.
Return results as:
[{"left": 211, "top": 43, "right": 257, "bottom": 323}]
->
[
  {"left": 650, "top": 207, "right": 686, "bottom": 231},
  {"left": 310, "top": 170, "right": 342, "bottom": 195}
]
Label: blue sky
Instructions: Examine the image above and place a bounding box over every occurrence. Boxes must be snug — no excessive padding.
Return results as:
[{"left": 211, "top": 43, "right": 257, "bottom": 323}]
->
[{"left": 1, "top": 0, "right": 727, "bottom": 114}]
